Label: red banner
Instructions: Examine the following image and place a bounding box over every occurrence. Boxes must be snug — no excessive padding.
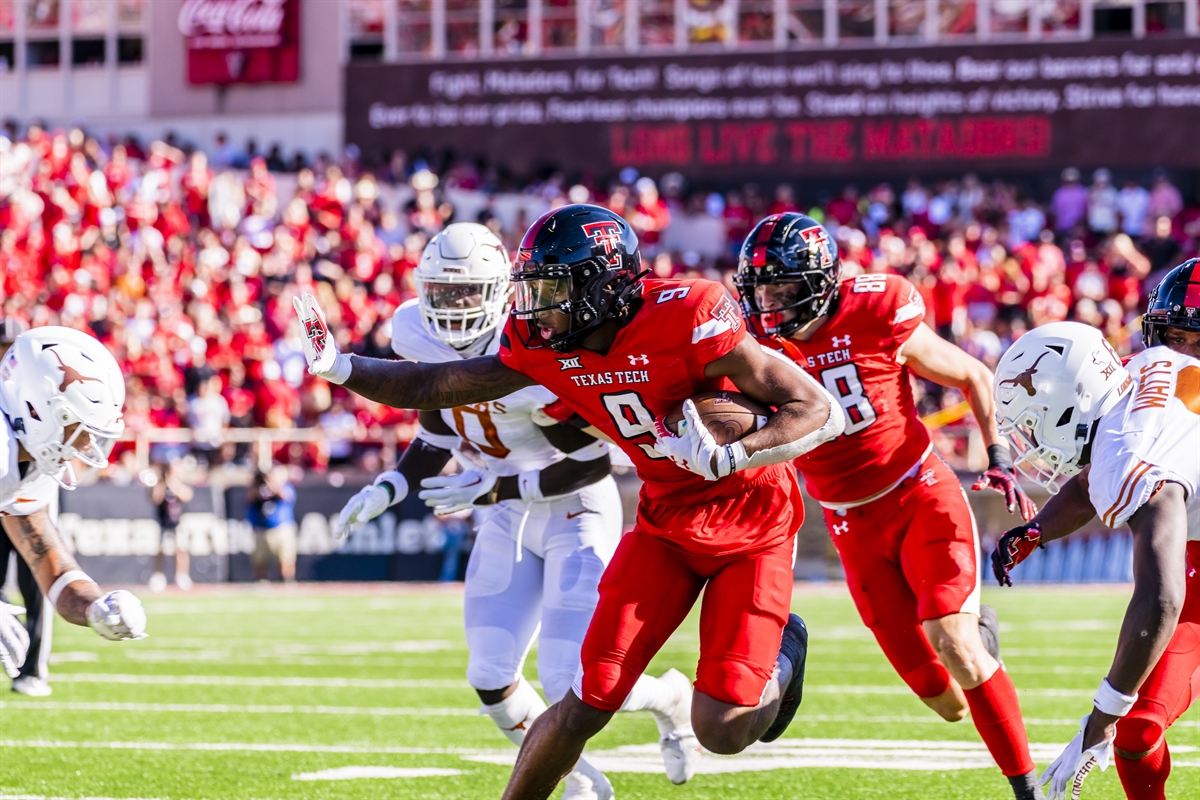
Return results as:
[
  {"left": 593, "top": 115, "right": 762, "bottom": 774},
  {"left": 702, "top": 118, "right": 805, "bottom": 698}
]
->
[{"left": 179, "top": 0, "right": 300, "bottom": 85}]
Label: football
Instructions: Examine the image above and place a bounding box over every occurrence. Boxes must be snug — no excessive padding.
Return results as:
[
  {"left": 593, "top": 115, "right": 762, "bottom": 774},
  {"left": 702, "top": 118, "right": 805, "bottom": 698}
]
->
[{"left": 664, "top": 391, "right": 772, "bottom": 445}]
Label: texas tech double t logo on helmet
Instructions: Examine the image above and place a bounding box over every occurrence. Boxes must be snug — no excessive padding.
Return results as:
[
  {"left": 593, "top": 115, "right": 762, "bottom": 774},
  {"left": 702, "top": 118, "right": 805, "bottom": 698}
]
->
[
  {"left": 733, "top": 213, "right": 841, "bottom": 338},
  {"left": 511, "top": 204, "right": 644, "bottom": 353},
  {"left": 1143, "top": 259, "right": 1200, "bottom": 347}
]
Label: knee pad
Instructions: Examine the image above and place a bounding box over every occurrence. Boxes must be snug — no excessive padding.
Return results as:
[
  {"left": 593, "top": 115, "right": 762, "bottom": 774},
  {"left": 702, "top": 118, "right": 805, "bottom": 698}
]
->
[
  {"left": 900, "top": 660, "right": 953, "bottom": 699},
  {"left": 465, "top": 626, "right": 524, "bottom": 692},
  {"left": 1115, "top": 713, "right": 1166, "bottom": 757}
]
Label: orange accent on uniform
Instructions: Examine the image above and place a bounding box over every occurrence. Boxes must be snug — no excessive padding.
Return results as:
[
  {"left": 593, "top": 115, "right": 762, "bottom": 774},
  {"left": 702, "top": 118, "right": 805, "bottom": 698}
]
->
[
  {"left": 1104, "top": 460, "right": 1152, "bottom": 528},
  {"left": 759, "top": 274, "right": 931, "bottom": 505},
  {"left": 1174, "top": 366, "right": 1200, "bottom": 416}
]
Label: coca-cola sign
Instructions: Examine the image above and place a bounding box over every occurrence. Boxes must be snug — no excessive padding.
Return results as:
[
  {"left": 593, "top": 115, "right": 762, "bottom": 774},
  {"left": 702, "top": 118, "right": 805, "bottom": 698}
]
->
[{"left": 181, "top": 0, "right": 300, "bottom": 85}]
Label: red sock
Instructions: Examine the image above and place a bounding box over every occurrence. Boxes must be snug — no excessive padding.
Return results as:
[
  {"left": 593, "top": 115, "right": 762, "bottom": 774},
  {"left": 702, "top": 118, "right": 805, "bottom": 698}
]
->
[
  {"left": 1116, "top": 740, "right": 1170, "bottom": 800},
  {"left": 963, "top": 670, "right": 1035, "bottom": 777}
]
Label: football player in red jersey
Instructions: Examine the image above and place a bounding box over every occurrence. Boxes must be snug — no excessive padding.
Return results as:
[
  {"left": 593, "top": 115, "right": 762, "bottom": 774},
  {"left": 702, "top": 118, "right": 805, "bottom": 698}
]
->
[
  {"left": 735, "top": 213, "right": 1044, "bottom": 800},
  {"left": 293, "top": 204, "right": 845, "bottom": 800}
]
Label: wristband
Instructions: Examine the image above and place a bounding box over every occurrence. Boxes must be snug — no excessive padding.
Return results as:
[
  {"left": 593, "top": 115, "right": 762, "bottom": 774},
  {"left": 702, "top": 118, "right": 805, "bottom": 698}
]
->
[
  {"left": 323, "top": 352, "right": 354, "bottom": 385},
  {"left": 374, "top": 470, "right": 409, "bottom": 506},
  {"left": 517, "top": 470, "right": 544, "bottom": 502},
  {"left": 718, "top": 441, "right": 750, "bottom": 478},
  {"left": 48, "top": 570, "right": 92, "bottom": 608},
  {"left": 1093, "top": 677, "right": 1138, "bottom": 717},
  {"left": 987, "top": 444, "right": 1014, "bottom": 471}
]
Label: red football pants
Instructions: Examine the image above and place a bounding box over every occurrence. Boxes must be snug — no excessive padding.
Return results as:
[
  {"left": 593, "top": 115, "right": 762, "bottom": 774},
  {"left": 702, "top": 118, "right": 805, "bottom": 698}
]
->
[
  {"left": 824, "top": 454, "right": 979, "bottom": 698},
  {"left": 1113, "top": 542, "right": 1200, "bottom": 786},
  {"left": 575, "top": 527, "right": 796, "bottom": 710}
]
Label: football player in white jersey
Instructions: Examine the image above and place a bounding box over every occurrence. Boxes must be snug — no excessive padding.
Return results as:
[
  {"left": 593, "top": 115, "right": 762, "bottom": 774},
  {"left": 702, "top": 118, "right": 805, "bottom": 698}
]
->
[
  {"left": 0, "top": 326, "right": 147, "bottom": 680},
  {"left": 334, "top": 223, "right": 700, "bottom": 799},
  {"left": 989, "top": 299, "right": 1200, "bottom": 800}
]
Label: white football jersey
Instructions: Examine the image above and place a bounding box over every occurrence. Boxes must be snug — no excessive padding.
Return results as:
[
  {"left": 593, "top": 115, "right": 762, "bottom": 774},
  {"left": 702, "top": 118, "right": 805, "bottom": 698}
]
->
[
  {"left": 391, "top": 300, "right": 586, "bottom": 477},
  {"left": 1088, "top": 347, "right": 1200, "bottom": 540},
  {"left": 0, "top": 413, "right": 58, "bottom": 517}
]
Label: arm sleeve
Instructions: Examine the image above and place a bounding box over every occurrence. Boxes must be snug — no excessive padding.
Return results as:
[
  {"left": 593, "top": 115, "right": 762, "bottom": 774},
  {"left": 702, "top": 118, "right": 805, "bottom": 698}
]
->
[{"left": 690, "top": 283, "right": 747, "bottom": 365}]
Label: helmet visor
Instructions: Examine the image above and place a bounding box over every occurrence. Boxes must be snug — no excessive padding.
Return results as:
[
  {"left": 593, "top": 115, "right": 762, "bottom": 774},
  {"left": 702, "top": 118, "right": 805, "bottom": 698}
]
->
[
  {"left": 424, "top": 282, "right": 485, "bottom": 310},
  {"left": 513, "top": 277, "right": 571, "bottom": 316}
]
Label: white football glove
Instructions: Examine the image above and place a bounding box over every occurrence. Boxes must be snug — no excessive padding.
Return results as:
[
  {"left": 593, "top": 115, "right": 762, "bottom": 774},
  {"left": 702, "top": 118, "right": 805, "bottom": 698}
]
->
[
  {"left": 1041, "top": 715, "right": 1114, "bottom": 800},
  {"left": 0, "top": 603, "right": 29, "bottom": 679},
  {"left": 336, "top": 472, "right": 408, "bottom": 540},
  {"left": 418, "top": 470, "right": 498, "bottom": 515},
  {"left": 291, "top": 292, "right": 353, "bottom": 384},
  {"left": 87, "top": 590, "right": 148, "bottom": 641},
  {"left": 652, "top": 400, "right": 746, "bottom": 481}
]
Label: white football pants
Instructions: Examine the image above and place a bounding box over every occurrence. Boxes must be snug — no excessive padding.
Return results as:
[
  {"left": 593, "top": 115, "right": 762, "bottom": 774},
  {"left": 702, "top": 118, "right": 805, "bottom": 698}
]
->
[{"left": 463, "top": 476, "right": 622, "bottom": 703}]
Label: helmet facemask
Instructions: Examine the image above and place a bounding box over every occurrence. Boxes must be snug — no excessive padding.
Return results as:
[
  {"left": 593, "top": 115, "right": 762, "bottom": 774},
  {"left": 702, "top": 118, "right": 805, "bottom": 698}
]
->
[
  {"left": 417, "top": 274, "right": 511, "bottom": 353},
  {"left": 511, "top": 258, "right": 642, "bottom": 353},
  {"left": 415, "top": 223, "right": 513, "bottom": 355}
]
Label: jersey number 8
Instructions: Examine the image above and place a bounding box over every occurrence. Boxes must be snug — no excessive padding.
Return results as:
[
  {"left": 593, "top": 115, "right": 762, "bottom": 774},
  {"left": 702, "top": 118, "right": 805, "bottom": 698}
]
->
[{"left": 819, "top": 364, "right": 877, "bottom": 435}]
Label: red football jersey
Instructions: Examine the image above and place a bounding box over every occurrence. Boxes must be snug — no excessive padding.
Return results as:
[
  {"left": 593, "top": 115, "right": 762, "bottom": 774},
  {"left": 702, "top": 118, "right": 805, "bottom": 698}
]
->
[
  {"left": 500, "top": 278, "right": 802, "bottom": 555},
  {"left": 760, "top": 273, "right": 931, "bottom": 505}
]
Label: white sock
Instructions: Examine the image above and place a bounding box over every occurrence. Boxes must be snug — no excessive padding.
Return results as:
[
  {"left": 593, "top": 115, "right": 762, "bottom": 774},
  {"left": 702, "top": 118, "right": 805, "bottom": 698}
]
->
[
  {"left": 481, "top": 677, "right": 547, "bottom": 747},
  {"left": 618, "top": 673, "right": 680, "bottom": 734}
]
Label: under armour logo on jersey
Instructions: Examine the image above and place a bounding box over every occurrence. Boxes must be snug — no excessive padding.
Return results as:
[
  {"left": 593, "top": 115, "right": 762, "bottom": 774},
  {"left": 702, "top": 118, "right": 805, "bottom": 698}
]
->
[
  {"left": 558, "top": 356, "right": 584, "bottom": 371},
  {"left": 832, "top": 521, "right": 849, "bottom": 535},
  {"left": 628, "top": 354, "right": 649, "bottom": 366},
  {"left": 831, "top": 335, "right": 851, "bottom": 348}
]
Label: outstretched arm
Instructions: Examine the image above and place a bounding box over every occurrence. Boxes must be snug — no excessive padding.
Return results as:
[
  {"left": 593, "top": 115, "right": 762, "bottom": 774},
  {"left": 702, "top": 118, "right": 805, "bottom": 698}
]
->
[
  {"left": 293, "top": 291, "right": 534, "bottom": 409},
  {"left": 344, "top": 354, "right": 535, "bottom": 410},
  {"left": 3, "top": 512, "right": 102, "bottom": 626}
]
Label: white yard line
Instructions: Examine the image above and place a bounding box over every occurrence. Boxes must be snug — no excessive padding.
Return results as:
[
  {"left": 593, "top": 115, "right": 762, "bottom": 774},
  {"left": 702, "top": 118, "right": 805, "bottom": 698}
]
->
[
  {"left": 4, "top": 737, "right": 1195, "bottom": 775},
  {"left": 42, "top": 674, "right": 1091, "bottom": 696},
  {"left": 0, "top": 701, "right": 475, "bottom": 716},
  {"left": 292, "top": 767, "right": 462, "bottom": 780},
  {"left": 48, "top": 674, "right": 473, "bottom": 689}
]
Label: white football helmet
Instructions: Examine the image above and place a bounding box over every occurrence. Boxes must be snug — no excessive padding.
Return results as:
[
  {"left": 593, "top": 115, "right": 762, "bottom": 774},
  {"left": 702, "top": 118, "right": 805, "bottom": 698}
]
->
[
  {"left": 0, "top": 326, "right": 125, "bottom": 488},
  {"left": 993, "top": 321, "right": 1132, "bottom": 493},
  {"left": 415, "top": 223, "right": 511, "bottom": 356}
]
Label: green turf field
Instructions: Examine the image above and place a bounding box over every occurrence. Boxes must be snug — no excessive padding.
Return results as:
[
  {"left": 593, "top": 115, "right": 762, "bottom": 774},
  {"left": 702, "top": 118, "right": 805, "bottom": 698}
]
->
[{"left": 1, "top": 583, "right": 1196, "bottom": 799}]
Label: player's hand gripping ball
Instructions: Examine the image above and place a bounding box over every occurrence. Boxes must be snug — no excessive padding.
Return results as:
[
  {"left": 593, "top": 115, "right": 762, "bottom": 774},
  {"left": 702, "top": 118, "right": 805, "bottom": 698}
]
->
[
  {"left": 0, "top": 603, "right": 29, "bottom": 678},
  {"left": 654, "top": 392, "right": 770, "bottom": 481},
  {"left": 87, "top": 590, "right": 148, "bottom": 641}
]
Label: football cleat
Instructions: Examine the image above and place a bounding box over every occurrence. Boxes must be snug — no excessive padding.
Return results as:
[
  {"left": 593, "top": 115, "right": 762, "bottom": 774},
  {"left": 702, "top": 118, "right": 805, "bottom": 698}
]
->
[
  {"left": 652, "top": 668, "right": 702, "bottom": 784},
  {"left": 979, "top": 604, "right": 1004, "bottom": 668},
  {"left": 563, "top": 757, "right": 614, "bottom": 800},
  {"left": 148, "top": 572, "right": 167, "bottom": 593},
  {"left": 759, "top": 613, "right": 809, "bottom": 743},
  {"left": 11, "top": 675, "right": 52, "bottom": 697}
]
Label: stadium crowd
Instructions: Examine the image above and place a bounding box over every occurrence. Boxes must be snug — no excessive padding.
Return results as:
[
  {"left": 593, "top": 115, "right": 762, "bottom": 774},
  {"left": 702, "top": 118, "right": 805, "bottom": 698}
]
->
[{"left": 0, "top": 124, "right": 1194, "bottom": 474}]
